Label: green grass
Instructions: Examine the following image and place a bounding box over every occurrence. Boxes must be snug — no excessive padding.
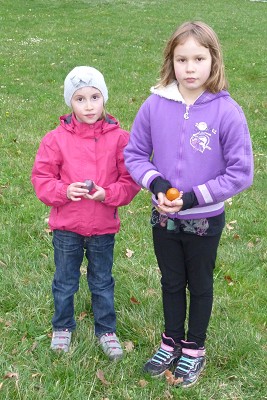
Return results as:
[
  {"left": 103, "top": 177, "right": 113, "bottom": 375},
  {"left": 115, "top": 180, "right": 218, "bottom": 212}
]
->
[{"left": 0, "top": 0, "right": 266, "bottom": 399}]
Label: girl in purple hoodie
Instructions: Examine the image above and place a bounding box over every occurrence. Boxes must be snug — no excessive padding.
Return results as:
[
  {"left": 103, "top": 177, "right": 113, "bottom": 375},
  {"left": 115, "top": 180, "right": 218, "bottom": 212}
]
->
[{"left": 124, "top": 21, "right": 253, "bottom": 386}]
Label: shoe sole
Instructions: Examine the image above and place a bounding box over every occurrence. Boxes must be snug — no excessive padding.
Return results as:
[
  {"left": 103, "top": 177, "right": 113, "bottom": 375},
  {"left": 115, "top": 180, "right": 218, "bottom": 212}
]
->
[
  {"left": 144, "top": 359, "right": 180, "bottom": 378},
  {"left": 110, "top": 353, "right": 124, "bottom": 362}
]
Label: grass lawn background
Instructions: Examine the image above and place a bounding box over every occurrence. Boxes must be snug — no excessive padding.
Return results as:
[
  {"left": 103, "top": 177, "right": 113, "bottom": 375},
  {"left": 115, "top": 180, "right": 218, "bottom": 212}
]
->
[{"left": 0, "top": 0, "right": 266, "bottom": 399}]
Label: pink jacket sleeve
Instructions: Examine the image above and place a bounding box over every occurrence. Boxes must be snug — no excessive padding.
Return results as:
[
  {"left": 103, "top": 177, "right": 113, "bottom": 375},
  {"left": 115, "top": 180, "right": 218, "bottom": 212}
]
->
[
  {"left": 102, "top": 132, "right": 140, "bottom": 207},
  {"left": 31, "top": 136, "right": 70, "bottom": 207}
]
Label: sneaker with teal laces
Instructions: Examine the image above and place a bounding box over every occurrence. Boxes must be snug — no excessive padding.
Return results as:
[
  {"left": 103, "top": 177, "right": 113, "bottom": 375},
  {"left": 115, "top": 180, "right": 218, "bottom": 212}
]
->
[
  {"left": 144, "top": 333, "right": 182, "bottom": 377},
  {"left": 174, "top": 341, "right": 206, "bottom": 387}
]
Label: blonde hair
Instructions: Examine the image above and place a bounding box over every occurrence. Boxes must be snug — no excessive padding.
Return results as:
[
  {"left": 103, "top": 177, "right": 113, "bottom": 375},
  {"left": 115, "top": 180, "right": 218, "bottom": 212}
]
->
[
  {"left": 158, "top": 21, "right": 228, "bottom": 93},
  {"left": 102, "top": 107, "right": 107, "bottom": 120}
]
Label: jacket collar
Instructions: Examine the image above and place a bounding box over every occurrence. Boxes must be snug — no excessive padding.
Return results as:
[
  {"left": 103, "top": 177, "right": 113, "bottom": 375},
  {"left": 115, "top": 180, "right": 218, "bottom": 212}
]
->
[
  {"left": 60, "top": 113, "right": 119, "bottom": 138},
  {"left": 150, "top": 81, "right": 185, "bottom": 103},
  {"left": 151, "top": 81, "right": 230, "bottom": 105}
]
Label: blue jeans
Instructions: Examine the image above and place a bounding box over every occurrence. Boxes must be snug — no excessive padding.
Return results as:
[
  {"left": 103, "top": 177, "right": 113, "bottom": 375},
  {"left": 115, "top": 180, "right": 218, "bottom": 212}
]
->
[{"left": 52, "top": 230, "right": 116, "bottom": 337}]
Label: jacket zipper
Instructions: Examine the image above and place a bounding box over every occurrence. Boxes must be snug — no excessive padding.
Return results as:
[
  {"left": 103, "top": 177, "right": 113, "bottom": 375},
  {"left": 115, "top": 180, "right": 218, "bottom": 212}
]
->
[
  {"left": 184, "top": 105, "right": 190, "bottom": 120},
  {"left": 183, "top": 92, "right": 203, "bottom": 119},
  {"left": 177, "top": 105, "right": 190, "bottom": 186},
  {"left": 176, "top": 103, "right": 191, "bottom": 204}
]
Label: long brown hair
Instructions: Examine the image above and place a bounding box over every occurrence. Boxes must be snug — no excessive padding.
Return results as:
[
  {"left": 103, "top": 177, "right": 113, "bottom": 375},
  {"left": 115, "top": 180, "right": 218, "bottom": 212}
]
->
[{"left": 158, "top": 21, "right": 228, "bottom": 93}]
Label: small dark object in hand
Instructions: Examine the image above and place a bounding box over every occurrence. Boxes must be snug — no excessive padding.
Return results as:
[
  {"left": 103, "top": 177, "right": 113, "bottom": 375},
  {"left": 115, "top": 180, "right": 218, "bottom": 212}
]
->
[{"left": 84, "top": 179, "right": 94, "bottom": 192}]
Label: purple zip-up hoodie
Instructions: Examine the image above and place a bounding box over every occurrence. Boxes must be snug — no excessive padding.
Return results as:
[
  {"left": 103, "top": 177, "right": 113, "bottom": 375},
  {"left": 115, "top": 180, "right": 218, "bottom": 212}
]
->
[{"left": 124, "top": 81, "right": 253, "bottom": 219}]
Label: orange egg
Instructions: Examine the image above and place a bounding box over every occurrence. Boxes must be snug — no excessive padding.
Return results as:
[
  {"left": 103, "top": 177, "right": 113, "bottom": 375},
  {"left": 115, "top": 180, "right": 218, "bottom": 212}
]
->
[{"left": 166, "top": 187, "right": 180, "bottom": 201}]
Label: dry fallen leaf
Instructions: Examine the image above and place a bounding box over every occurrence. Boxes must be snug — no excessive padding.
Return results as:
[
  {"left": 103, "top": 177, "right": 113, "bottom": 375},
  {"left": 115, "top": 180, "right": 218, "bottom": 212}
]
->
[
  {"left": 0, "top": 382, "right": 3, "bottom": 390},
  {"left": 124, "top": 341, "right": 134, "bottom": 352},
  {"left": 1, "top": 318, "right": 10, "bottom": 325},
  {"left": 130, "top": 296, "right": 140, "bottom": 305},
  {"left": 164, "top": 370, "right": 175, "bottom": 385},
  {"left": 164, "top": 369, "right": 183, "bottom": 385},
  {"left": 0, "top": 260, "right": 7, "bottom": 267},
  {"left": 226, "top": 224, "right": 234, "bottom": 230},
  {"left": 0, "top": 319, "right": 12, "bottom": 327},
  {"left": 4, "top": 372, "right": 19, "bottom": 381},
  {"left": 227, "top": 375, "right": 237, "bottom": 380},
  {"left": 96, "top": 370, "right": 110, "bottom": 386},
  {"left": 224, "top": 275, "right": 234, "bottom": 286},
  {"left": 139, "top": 379, "right": 148, "bottom": 388},
  {"left": 26, "top": 342, "right": 38, "bottom": 353},
  {"left": 172, "top": 377, "right": 183, "bottom": 385},
  {"left": 126, "top": 248, "right": 134, "bottom": 258},
  {"left": 146, "top": 288, "right": 158, "bottom": 296},
  {"left": 78, "top": 311, "right": 87, "bottom": 321}
]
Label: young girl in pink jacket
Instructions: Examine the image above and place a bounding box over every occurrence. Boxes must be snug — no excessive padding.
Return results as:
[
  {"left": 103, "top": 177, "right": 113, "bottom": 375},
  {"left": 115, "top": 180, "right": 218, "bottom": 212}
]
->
[{"left": 31, "top": 66, "right": 140, "bottom": 360}]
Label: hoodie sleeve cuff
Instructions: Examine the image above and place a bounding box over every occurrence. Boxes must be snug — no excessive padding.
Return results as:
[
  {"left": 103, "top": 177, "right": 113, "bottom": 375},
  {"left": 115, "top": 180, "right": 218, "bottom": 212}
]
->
[
  {"left": 181, "top": 191, "right": 199, "bottom": 210},
  {"left": 150, "top": 176, "right": 172, "bottom": 199}
]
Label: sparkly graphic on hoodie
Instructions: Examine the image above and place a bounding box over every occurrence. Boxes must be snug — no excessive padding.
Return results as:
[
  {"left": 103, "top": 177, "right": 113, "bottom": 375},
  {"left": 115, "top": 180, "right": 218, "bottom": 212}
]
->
[{"left": 190, "top": 122, "right": 217, "bottom": 153}]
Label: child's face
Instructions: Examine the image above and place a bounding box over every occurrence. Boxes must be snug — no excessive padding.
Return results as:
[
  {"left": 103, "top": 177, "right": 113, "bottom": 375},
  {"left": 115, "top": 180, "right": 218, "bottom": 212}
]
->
[
  {"left": 71, "top": 86, "right": 104, "bottom": 124},
  {"left": 173, "top": 36, "right": 212, "bottom": 100}
]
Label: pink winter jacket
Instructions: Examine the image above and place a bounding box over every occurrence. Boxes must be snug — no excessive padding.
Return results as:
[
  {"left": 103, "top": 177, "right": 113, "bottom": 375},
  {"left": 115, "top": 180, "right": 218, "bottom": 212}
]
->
[{"left": 31, "top": 113, "right": 140, "bottom": 236}]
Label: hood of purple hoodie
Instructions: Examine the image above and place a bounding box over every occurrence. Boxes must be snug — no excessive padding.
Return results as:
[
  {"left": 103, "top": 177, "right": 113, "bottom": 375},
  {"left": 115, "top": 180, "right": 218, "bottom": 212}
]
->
[{"left": 150, "top": 80, "right": 230, "bottom": 105}]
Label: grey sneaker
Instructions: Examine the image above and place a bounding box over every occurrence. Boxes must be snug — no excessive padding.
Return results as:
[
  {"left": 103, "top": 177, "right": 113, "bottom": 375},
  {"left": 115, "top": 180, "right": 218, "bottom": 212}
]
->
[
  {"left": 99, "top": 333, "right": 123, "bottom": 361},
  {"left": 51, "top": 329, "right": 72, "bottom": 352}
]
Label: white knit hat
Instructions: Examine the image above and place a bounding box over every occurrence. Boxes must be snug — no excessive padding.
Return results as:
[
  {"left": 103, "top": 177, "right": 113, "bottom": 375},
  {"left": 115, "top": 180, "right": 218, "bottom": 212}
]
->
[{"left": 64, "top": 66, "right": 108, "bottom": 107}]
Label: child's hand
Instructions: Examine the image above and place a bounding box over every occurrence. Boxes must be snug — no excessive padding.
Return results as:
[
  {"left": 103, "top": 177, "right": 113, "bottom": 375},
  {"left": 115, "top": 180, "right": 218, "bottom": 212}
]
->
[
  {"left": 157, "top": 191, "right": 184, "bottom": 213},
  {"left": 67, "top": 182, "right": 89, "bottom": 201},
  {"left": 85, "top": 183, "right": 106, "bottom": 202}
]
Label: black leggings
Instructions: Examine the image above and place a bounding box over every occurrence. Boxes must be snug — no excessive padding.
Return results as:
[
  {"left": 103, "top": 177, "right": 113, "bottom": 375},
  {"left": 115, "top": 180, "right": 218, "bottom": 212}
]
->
[{"left": 152, "top": 227, "right": 221, "bottom": 347}]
